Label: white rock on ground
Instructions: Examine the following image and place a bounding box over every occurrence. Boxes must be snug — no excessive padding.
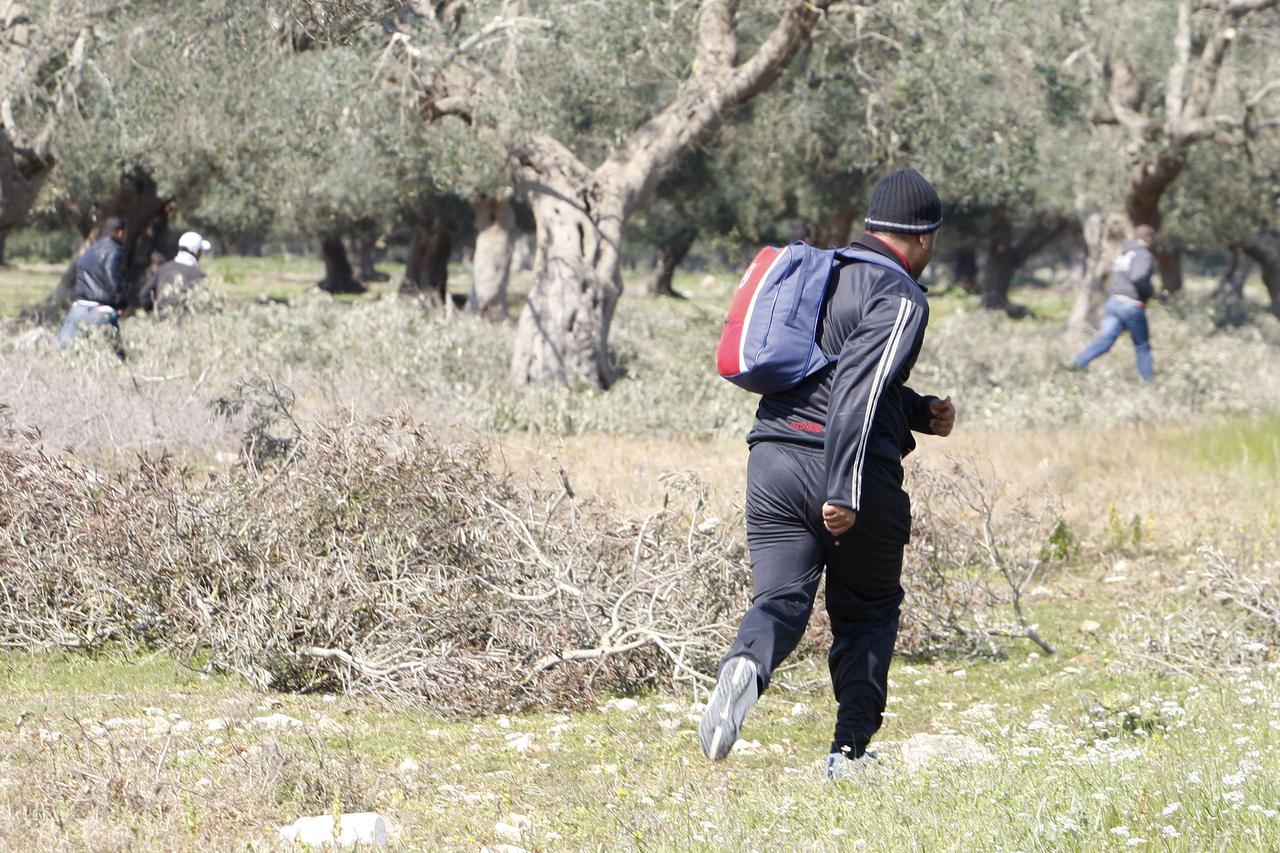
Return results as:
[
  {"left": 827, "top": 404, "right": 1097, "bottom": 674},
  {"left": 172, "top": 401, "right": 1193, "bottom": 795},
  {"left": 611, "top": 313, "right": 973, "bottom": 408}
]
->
[
  {"left": 398, "top": 758, "right": 421, "bottom": 774},
  {"left": 494, "top": 813, "right": 532, "bottom": 842},
  {"left": 900, "top": 734, "right": 996, "bottom": 773},
  {"left": 504, "top": 733, "right": 533, "bottom": 753},
  {"left": 611, "top": 698, "right": 640, "bottom": 712},
  {"left": 1079, "top": 619, "right": 1102, "bottom": 634},
  {"left": 277, "top": 813, "right": 388, "bottom": 848},
  {"left": 253, "top": 713, "right": 303, "bottom": 731}
]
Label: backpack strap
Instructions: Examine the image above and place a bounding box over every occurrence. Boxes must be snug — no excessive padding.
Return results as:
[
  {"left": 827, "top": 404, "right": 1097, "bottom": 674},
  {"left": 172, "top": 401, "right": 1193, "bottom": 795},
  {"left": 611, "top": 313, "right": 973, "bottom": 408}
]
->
[{"left": 835, "top": 247, "right": 918, "bottom": 285}]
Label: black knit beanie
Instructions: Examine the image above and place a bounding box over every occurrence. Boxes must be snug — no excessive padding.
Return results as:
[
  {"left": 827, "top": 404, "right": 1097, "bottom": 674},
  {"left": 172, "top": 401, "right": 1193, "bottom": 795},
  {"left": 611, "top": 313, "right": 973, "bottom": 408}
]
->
[{"left": 864, "top": 168, "right": 943, "bottom": 234}]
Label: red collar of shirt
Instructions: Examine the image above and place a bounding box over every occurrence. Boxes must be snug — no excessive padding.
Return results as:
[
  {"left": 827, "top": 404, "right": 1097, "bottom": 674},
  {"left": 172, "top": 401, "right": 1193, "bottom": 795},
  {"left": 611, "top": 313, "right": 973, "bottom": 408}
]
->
[{"left": 863, "top": 233, "right": 914, "bottom": 276}]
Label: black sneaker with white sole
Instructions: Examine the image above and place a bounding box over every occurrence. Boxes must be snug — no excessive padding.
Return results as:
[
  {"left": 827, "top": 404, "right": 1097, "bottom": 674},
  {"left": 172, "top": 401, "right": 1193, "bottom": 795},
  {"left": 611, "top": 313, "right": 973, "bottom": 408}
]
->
[{"left": 699, "top": 655, "right": 759, "bottom": 761}]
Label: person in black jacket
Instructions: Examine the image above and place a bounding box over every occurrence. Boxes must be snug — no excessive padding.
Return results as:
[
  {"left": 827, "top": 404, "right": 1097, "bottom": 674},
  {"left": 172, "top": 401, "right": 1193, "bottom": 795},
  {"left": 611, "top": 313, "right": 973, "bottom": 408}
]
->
[
  {"left": 58, "top": 216, "right": 129, "bottom": 359},
  {"left": 1070, "top": 225, "right": 1160, "bottom": 381},
  {"left": 699, "top": 169, "right": 957, "bottom": 779}
]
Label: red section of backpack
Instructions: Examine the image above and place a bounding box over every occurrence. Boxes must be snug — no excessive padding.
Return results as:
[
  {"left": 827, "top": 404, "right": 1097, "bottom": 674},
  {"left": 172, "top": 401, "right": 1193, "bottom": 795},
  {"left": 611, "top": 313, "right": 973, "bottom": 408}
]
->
[{"left": 716, "top": 245, "right": 780, "bottom": 378}]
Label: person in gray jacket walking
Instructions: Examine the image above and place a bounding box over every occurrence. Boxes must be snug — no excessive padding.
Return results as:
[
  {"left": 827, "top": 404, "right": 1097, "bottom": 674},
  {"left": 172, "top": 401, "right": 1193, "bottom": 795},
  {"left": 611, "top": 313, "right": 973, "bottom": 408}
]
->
[{"left": 1071, "top": 225, "right": 1162, "bottom": 381}]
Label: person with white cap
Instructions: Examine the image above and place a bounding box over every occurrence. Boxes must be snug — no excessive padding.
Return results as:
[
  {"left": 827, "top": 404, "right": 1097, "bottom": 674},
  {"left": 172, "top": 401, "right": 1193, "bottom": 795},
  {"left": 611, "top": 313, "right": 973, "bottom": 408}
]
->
[{"left": 140, "top": 231, "right": 211, "bottom": 313}]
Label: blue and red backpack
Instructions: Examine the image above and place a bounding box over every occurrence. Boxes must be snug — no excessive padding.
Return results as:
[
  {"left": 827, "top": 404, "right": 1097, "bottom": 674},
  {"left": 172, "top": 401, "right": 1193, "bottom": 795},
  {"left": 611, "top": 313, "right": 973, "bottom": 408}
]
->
[{"left": 716, "top": 242, "right": 908, "bottom": 394}]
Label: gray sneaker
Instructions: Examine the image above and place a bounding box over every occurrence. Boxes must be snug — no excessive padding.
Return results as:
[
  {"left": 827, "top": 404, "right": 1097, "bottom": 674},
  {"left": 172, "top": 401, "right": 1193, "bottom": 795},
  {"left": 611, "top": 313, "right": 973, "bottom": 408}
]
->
[
  {"left": 824, "top": 749, "right": 879, "bottom": 781},
  {"left": 699, "top": 656, "right": 759, "bottom": 761}
]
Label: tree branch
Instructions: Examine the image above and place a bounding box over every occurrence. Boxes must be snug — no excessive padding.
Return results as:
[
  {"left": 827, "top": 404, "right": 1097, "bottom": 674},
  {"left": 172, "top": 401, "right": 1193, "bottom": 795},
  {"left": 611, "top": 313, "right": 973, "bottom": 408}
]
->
[{"left": 600, "top": 0, "right": 831, "bottom": 214}]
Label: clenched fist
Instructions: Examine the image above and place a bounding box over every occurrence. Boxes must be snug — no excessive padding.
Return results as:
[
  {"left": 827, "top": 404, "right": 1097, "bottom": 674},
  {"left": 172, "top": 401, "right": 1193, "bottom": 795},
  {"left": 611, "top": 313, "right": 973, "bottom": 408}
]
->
[
  {"left": 822, "top": 502, "right": 856, "bottom": 536},
  {"left": 929, "top": 396, "right": 956, "bottom": 437}
]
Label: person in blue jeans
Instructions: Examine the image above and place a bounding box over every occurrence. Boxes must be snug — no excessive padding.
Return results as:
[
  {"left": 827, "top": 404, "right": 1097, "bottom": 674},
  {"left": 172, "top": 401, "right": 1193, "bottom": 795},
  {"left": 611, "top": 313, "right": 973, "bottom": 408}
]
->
[{"left": 1072, "top": 225, "right": 1162, "bottom": 382}]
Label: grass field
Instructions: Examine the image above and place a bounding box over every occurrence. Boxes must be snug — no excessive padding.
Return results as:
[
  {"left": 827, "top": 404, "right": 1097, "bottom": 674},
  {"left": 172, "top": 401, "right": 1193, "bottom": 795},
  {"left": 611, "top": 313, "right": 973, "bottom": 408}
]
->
[{"left": 2, "top": 254, "right": 1279, "bottom": 850}]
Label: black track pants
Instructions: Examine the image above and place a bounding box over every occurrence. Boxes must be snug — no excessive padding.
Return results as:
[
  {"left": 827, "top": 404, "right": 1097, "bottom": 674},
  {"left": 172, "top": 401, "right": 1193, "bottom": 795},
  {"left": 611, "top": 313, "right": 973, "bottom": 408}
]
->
[{"left": 720, "top": 440, "right": 909, "bottom": 757}]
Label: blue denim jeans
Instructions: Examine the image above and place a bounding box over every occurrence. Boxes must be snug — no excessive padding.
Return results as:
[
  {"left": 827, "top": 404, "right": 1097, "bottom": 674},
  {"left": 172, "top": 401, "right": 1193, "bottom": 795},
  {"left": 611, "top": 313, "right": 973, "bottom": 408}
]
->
[
  {"left": 1073, "top": 296, "right": 1154, "bottom": 381},
  {"left": 58, "top": 302, "right": 125, "bottom": 360}
]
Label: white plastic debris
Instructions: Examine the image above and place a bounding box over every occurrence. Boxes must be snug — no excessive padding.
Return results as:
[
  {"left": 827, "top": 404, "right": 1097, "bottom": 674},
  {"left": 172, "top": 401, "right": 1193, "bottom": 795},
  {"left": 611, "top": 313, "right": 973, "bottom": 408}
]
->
[{"left": 277, "top": 813, "right": 388, "bottom": 848}]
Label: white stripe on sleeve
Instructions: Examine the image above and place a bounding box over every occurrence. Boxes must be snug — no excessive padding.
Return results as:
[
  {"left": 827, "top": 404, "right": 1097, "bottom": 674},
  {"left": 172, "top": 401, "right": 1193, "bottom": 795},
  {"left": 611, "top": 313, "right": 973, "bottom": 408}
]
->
[{"left": 851, "top": 297, "right": 914, "bottom": 508}]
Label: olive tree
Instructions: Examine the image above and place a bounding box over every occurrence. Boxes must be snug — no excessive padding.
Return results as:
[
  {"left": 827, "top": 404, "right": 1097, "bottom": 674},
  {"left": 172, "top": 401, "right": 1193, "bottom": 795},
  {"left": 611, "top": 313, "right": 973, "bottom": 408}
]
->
[
  {"left": 1065, "top": 0, "right": 1280, "bottom": 328},
  {"left": 349, "top": 0, "right": 836, "bottom": 388},
  {"left": 0, "top": 1, "right": 88, "bottom": 265}
]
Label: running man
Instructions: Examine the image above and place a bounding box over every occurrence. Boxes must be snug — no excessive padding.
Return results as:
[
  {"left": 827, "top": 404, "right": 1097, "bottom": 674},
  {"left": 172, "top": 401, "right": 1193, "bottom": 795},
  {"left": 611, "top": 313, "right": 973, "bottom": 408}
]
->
[{"left": 700, "top": 168, "right": 957, "bottom": 778}]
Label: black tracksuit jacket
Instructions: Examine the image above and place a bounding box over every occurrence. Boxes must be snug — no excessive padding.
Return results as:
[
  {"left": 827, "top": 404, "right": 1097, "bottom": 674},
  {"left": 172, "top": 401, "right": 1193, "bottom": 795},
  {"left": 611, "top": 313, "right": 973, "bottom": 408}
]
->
[{"left": 746, "top": 233, "right": 936, "bottom": 511}]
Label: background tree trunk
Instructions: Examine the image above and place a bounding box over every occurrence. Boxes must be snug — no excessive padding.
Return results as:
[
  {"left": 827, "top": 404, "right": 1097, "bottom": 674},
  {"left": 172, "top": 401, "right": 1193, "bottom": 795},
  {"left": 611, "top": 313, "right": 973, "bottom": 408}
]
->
[
  {"left": 317, "top": 235, "right": 365, "bottom": 294},
  {"left": 469, "top": 194, "right": 516, "bottom": 321},
  {"left": 54, "top": 166, "right": 171, "bottom": 308},
  {"left": 981, "top": 210, "right": 1070, "bottom": 316},
  {"left": 401, "top": 222, "right": 452, "bottom": 303},
  {"left": 649, "top": 229, "right": 696, "bottom": 298},
  {"left": 1066, "top": 211, "right": 1129, "bottom": 333},
  {"left": 814, "top": 205, "right": 857, "bottom": 248},
  {"left": 950, "top": 246, "right": 979, "bottom": 294},
  {"left": 511, "top": 150, "right": 623, "bottom": 388},
  {"left": 0, "top": 136, "right": 53, "bottom": 269},
  {"left": 1214, "top": 247, "right": 1252, "bottom": 301},
  {"left": 980, "top": 208, "right": 1017, "bottom": 312},
  {"left": 1238, "top": 232, "right": 1280, "bottom": 319},
  {"left": 354, "top": 236, "right": 389, "bottom": 283}
]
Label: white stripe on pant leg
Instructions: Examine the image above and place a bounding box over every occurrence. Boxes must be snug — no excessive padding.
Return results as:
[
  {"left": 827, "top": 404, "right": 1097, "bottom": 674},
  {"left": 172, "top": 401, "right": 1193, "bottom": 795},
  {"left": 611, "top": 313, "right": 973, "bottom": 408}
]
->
[{"left": 851, "top": 298, "right": 914, "bottom": 509}]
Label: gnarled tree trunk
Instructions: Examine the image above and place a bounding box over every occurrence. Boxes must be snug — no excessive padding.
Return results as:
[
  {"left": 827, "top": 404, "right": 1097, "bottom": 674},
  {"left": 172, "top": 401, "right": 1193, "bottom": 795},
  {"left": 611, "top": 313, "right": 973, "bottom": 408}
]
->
[
  {"left": 1067, "top": 211, "right": 1129, "bottom": 333},
  {"left": 511, "top": 146, "right": 623, "bottom": 388},
  {"left": 649, "top": 228, "right": 696, "bottom": 298},
  {"left": 0, "top": 136, "right": 53, "bottom": 268},
  {"left": 402, "top": 221, "right": 452, "bottom": 303},
  {"left": 1238, "top": 232, "right": 1280, "bottom": 319},
  {"left": 469, "top": 193, "right": 516, "bottom": 321},
  {"left": 504, "top": 1, "right": 831, "bottom": 388},
  {"left": 317, "top": 235, "right": 364, "bottom": 294}
]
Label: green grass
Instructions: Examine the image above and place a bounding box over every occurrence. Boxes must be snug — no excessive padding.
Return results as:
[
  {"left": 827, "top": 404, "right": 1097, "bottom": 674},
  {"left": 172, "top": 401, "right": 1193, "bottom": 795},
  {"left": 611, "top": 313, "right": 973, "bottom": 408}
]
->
[
  {"left": 1165, "top": 413, "right": 1280, "bottom": 480},
  {"left": 3, "top": 571, "right": 1279, "bottom": 851}
]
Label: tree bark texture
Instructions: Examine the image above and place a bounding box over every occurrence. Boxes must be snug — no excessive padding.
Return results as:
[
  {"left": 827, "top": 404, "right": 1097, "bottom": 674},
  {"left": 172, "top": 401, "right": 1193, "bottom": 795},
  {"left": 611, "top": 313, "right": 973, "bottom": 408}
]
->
[
  {"left": 1238, "top": 232, "right": 1280, "bottom": 319},
  {"left": 469, "top": 194, "right": 516, "bottom": 321},
  {"left": 649, "top": 228, "right": 696, "bottom": 298},
  {"left": 317, "top": 235, "right": 365, "bottom": 294},
  {"left": 54, "top": 166, "right": 171, "bottom": 308},
  {"left": 510, "top": 145, "right": 624, "bottom": 388},
  {"left": 1067, "top": 211, "right": 1129, "bottom": 333},
  {"left": 402, "top": 222, "right": 452, "bottom": 303},
  {"left": 506, "top": 0, "right": 831, "bottom": 388}
]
